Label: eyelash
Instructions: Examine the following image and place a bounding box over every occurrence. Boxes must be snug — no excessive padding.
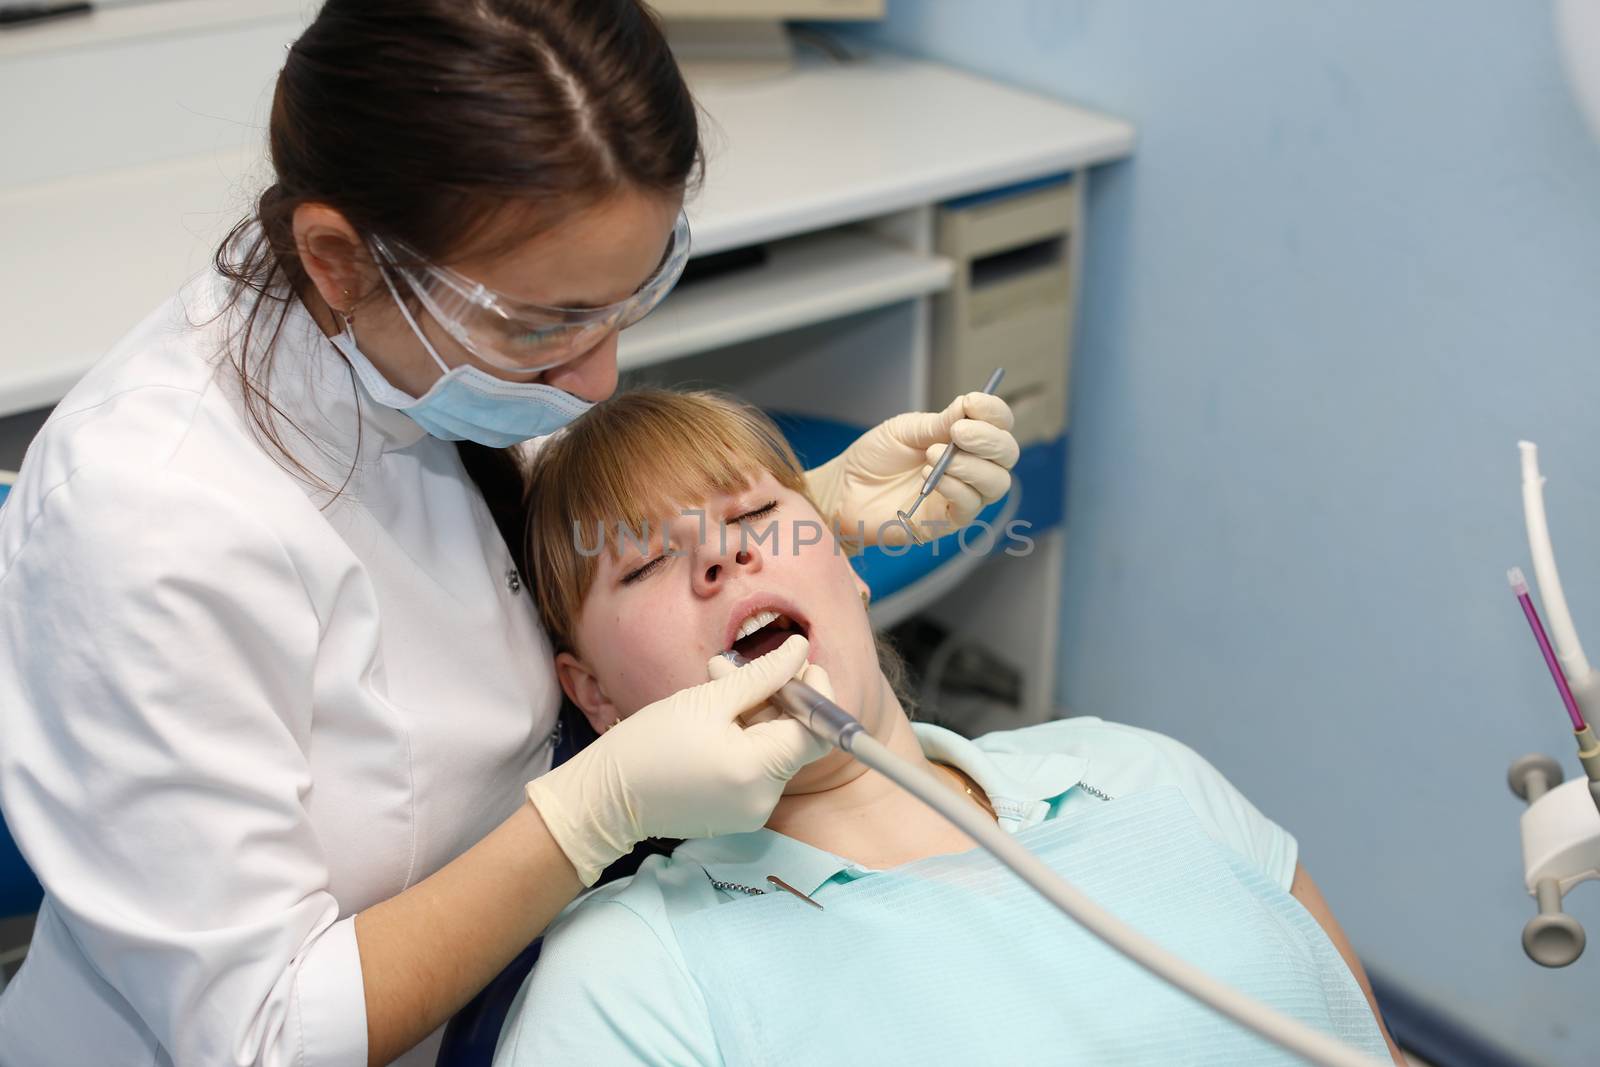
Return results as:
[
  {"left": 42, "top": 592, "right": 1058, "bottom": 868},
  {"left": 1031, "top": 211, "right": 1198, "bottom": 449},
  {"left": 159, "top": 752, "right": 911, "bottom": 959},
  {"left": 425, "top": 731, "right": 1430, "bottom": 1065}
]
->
[
  {"left": 619, "top": 500, "right": 779, "bottom": 584},
  {"left": 740, "top": 501, "right": 779, "bottom": 522}
]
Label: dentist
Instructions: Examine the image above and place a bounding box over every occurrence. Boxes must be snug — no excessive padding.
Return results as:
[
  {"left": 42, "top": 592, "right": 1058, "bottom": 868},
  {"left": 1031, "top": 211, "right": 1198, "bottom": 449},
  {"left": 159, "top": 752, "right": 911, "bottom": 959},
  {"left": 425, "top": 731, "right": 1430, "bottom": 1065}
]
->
[{"left": 0, "top": 2, "right": 1017, "bottom": 1065}]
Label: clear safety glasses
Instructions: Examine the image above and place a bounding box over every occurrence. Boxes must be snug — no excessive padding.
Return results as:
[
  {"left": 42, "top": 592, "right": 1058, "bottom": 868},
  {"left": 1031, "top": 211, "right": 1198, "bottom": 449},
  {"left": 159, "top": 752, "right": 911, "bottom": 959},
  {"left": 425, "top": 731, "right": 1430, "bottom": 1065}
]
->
[{"left": 370, "top": 211, "right": 691, "bottom": 374}]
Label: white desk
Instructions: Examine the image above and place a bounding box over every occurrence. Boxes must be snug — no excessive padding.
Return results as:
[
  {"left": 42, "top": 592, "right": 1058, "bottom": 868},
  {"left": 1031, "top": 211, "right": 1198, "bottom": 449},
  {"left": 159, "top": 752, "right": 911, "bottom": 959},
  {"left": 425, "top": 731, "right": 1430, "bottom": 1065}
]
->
[
  {"left": 675, "top": 57, "right": 1133, "bottom": 255},
  {"left": 0, "top": 15, "right": 1135, "bottom": 727}
]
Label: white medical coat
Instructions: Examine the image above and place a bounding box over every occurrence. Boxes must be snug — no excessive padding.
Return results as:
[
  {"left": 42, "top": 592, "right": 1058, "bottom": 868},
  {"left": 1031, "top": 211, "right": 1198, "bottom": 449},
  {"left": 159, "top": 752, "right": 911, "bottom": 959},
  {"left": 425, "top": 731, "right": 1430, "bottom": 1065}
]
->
[{"left": 0, "top": 273, "right": 561, "bottom": 1066}]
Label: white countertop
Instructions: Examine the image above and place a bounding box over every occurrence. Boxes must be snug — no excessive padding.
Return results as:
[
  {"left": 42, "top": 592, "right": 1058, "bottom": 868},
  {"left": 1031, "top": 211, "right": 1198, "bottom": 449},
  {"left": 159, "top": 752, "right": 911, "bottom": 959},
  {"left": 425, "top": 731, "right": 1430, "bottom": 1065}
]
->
[
  {"left": 0, "top": 52, "right": 1134, "bottom": 418},
  {"left": 685, "top": 55, "right": 1134, "bottom": 254}
]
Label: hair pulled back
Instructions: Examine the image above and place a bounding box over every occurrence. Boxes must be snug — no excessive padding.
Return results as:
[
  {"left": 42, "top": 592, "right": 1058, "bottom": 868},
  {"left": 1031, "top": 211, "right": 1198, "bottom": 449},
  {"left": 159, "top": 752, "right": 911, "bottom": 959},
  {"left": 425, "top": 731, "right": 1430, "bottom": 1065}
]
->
[{"left": 213, "top": 0, "right": 701, "bottom": 501}]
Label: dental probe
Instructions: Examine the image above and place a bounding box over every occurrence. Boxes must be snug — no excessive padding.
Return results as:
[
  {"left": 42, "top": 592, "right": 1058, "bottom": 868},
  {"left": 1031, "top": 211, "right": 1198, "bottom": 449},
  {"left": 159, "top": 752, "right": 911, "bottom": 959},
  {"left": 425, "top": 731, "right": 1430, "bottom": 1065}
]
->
[
  {"left": 723, "top": 651, "right": 1387, "bottom": 1067},
  {"left": 896, "top": 367, "right": 1006, "bottom": 532}
]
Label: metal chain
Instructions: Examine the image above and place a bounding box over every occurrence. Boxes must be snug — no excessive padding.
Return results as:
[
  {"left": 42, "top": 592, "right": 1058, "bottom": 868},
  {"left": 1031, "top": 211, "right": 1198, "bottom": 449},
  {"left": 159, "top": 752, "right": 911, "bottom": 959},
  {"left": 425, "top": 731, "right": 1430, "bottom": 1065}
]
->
[
  {"left": 702, "top": 868, "right": 766, "bottom": 896},
  {"left": 1077, "top": 781, "right": 1115, "bottom": 802}
]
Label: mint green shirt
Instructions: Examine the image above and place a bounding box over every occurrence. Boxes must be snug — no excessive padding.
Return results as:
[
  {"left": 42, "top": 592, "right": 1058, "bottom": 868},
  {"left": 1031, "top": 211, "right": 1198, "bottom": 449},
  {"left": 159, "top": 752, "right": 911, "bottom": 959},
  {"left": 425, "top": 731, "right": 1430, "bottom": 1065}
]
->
[{"left": 494, "top": 717, "right": 1300, "bottom": 1066}]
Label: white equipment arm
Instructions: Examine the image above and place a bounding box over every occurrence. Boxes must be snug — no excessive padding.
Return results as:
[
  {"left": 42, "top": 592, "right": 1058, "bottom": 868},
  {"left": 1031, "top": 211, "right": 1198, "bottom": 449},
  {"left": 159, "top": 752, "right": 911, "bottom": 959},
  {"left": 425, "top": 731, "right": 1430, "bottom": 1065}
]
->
[{"left": 1520, "top": 441, "right": 1594, "bottom": 689}]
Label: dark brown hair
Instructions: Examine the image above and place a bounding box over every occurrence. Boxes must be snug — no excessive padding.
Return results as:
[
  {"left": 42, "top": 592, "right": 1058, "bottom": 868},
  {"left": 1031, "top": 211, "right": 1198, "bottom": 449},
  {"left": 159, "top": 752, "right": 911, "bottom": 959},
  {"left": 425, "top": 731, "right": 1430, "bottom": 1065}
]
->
[{"left": 212, "top": 0, "right": 702, "bottom": 509}]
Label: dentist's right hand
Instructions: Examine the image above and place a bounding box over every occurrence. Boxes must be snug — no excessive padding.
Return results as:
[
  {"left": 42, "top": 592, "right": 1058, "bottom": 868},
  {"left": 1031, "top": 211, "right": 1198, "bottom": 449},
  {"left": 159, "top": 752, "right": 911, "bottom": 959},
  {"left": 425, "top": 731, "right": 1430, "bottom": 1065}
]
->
[{"left": 525, "top": 634, "right": 828, "bottom": 885}]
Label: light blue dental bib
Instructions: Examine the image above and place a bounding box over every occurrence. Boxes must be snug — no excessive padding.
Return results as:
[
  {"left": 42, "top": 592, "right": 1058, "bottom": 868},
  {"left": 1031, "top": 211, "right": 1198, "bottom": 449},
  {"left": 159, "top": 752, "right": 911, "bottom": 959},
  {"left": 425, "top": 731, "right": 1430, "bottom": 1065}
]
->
[{"left": 675, "top": 786, "right": 1387, "bottom": 1065}]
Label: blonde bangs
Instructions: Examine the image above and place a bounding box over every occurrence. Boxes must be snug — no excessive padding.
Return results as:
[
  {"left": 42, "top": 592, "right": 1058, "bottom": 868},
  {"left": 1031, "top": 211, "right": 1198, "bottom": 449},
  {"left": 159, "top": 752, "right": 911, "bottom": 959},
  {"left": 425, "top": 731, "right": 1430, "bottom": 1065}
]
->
[{"left": 526, "top": 390, "right": 811, "bottom": 650}]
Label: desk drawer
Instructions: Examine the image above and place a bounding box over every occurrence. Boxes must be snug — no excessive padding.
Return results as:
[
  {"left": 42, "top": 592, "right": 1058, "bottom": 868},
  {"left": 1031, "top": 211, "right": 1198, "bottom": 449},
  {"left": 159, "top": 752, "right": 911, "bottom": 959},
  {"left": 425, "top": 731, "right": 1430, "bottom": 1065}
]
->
[{"left": 932, "top": 175, "right": 1076, "bottom": 449}]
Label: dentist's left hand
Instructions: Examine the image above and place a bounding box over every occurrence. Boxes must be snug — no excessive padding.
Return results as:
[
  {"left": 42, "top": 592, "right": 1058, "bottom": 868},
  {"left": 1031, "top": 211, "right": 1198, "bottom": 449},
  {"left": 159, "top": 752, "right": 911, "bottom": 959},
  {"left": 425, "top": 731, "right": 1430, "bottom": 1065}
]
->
[
  {"left": 525, "top": 634, "right": 828, "bottom": 885},
  {"left": 806, "top": 392, "right": 1019, "bottom": 547}
]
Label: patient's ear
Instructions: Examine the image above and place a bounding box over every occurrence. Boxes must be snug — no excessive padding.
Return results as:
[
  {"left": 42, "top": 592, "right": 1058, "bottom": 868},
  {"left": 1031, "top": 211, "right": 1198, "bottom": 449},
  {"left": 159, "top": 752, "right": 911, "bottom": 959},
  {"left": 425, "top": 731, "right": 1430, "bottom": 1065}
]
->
[{"left": 555, "top": 651, "right": 621, "bottom": 733}]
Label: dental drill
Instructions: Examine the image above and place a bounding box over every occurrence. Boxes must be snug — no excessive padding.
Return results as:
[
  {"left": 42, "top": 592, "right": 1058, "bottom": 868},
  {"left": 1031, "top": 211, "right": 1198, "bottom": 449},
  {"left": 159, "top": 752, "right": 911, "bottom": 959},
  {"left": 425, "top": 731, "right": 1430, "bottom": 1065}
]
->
[{"left": 724, "top": 650, "right": 1388, "bottom": 1067}]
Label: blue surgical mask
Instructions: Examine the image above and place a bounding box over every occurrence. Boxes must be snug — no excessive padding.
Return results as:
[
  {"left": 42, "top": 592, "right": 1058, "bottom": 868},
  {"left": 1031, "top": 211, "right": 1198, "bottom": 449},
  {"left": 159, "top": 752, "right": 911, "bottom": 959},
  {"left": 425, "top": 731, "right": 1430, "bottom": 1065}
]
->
[{"left": 328, "top": 272, "right": 594, "bottom": 448}]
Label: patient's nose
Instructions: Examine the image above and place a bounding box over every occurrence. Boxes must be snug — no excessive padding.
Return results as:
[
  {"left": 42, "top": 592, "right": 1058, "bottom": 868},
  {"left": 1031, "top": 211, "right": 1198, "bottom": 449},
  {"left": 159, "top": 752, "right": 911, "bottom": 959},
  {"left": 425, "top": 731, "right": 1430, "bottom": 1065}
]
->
[{"left": 694, "top": 530, "right": 762, "bottom": 597}]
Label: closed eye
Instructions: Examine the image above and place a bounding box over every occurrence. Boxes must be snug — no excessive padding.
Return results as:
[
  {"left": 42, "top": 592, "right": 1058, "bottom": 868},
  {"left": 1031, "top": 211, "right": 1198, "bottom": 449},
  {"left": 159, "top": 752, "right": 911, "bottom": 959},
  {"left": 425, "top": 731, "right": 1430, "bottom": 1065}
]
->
[
  {"left": 622, "top": 501, "right": 777, "bottom": 583},
  {"left": 733, "top": 500, "right": 778, "bottom": 524},
  {"left": 620, "top": 555, "right": 667, "bottom": 584}
]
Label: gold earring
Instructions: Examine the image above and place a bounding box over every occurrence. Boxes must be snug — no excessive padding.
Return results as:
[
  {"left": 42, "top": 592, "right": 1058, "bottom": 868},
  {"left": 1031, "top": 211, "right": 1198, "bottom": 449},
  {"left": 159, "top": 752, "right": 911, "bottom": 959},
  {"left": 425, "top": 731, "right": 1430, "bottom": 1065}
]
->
[
  {"left": 860, "top": 589, "right": 872, "bottom": 608},
  {"left": 341, "top": 288, "right": 354, "bottom": 321}
]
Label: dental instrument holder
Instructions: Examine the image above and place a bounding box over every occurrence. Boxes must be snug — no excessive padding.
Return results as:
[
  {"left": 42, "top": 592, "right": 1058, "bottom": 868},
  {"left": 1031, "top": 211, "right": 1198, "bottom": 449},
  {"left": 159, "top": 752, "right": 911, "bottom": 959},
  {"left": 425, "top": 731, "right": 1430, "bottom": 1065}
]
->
[
  {"left": 1509, "top": 754, "right": 1595, "bottom": 966},
  {"left": 895, "top": 367, "right": 1006, "bottom": 539},
  {"left": 1506, "top": 715, "right": 1600, "bottom": 969},
  {"left": 1510, "top": 441, "right": 1600, "bottom": 965}
]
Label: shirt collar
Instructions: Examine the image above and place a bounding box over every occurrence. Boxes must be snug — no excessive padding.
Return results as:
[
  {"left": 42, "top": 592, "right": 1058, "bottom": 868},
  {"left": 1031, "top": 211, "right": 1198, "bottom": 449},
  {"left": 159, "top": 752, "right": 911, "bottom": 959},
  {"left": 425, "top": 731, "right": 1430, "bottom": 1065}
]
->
[
  {"left": 233, "top": 279, "right": 428, "bottom": 469},
  {"left": 913, "top": 723, "right": 1087, "bottom": 827},
  {"left": 678, "top": 723, "right": 1089, "bottom": 898}
]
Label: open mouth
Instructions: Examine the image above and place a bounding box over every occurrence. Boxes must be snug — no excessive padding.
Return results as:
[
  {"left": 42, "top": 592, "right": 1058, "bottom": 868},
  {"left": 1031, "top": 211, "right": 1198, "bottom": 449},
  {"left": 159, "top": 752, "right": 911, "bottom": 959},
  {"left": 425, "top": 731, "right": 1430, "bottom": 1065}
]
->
[{"left": 727, "top": 607, "right": 810, "bottom": 661}]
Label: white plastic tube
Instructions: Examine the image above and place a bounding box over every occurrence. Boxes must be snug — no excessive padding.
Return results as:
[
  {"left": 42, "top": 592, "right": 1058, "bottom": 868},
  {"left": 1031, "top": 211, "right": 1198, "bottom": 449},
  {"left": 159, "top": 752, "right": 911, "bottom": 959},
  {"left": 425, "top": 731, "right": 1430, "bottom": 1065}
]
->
[
  {"left": 845, "top": 732, "right": 1389, "bottom": 1067},
  {"left": 1520, "top": 442, "right": 1594, "bottom": 687}
]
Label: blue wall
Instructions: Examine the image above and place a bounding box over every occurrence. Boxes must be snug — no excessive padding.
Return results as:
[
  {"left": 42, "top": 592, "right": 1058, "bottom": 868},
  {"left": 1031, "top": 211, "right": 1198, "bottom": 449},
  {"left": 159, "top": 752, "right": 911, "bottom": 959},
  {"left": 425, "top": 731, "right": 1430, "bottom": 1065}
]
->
[{"left": 845, "top": 2, "right": 1600, "bottom": 1063}]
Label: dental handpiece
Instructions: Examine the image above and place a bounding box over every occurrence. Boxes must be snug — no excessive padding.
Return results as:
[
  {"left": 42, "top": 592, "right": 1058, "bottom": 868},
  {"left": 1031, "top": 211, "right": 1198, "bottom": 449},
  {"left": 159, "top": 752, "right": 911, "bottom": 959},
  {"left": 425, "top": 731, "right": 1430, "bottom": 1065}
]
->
[
  {"left": 721, "top": 650, "right": 864, "bottom": 750},
  {"left": 898, "top": 366, "right": 1006, "bottom": 526}
]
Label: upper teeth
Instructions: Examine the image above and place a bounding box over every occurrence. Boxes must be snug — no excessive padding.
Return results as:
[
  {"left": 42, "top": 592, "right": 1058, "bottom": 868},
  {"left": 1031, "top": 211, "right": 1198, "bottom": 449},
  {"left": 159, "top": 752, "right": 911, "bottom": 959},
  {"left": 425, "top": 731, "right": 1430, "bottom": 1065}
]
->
[{"left": 735, "top": 609, "right": 781, "bottom": 642}]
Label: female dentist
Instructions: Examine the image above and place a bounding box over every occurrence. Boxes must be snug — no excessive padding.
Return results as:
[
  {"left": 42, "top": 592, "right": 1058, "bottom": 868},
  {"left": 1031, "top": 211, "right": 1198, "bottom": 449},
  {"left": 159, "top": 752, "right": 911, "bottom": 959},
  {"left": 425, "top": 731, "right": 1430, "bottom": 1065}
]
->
[{"left": 0, "top": 2, "right": 1018, "bottom": 1065}]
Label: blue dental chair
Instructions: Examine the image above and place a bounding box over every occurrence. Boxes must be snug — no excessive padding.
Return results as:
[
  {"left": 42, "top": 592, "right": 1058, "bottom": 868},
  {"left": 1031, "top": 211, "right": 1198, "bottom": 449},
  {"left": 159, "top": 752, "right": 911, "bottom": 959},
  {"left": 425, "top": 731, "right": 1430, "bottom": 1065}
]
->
[
  {"left": 0, "top": 812, "right": 43, "bottom": 996},
  {"left": 0, "top": 804, "right": 44, "bottom": 923},
  {"left": 0, "top": 477, "right": 46, "bottom": 994}
]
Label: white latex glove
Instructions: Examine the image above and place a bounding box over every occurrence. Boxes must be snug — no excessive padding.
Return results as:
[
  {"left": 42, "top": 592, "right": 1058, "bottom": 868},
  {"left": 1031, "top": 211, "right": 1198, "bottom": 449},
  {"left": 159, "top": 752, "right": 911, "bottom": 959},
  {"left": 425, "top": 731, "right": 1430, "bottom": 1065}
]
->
[
  {"left": 805, "top": 392, "right": 1019, "bottom": 547},
  {"left": 526, "top": 634, "right": 829, "bottom": 885}
]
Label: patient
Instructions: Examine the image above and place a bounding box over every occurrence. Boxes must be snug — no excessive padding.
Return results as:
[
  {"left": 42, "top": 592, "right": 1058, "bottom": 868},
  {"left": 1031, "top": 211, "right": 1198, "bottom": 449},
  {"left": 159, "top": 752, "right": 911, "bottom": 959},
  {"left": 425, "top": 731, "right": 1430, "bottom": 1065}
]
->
[{"left": 497, "top": 390, "right": 1404, "bottom": 1066}]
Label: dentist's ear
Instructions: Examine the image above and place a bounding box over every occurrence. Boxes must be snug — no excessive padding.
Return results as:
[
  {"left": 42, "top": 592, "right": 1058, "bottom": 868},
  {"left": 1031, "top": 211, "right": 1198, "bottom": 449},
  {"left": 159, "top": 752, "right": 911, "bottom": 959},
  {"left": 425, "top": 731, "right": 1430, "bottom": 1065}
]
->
[
  {"left": 292, "top": 202, "right": 380, "bottom": 314},
  {"left": 555, "top": 651, "right": 622, "bottom": 734}
]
